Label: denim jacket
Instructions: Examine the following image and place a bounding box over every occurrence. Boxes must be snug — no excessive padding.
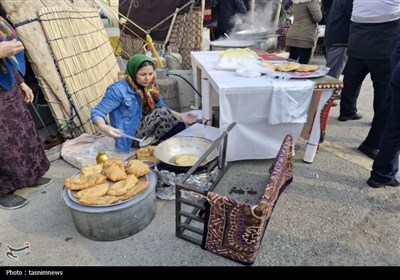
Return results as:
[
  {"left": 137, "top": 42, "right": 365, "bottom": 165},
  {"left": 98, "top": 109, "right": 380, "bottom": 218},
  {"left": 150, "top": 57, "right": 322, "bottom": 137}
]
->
[{"left": 91, "top": 79, "right": 165, "bottom": 152}]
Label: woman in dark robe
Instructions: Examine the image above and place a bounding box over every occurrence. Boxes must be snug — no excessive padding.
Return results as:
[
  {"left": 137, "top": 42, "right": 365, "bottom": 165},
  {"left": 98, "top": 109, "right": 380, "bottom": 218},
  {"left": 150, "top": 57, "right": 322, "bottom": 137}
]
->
[{"left": 0, "top": 16, "right": 52, "bottom": 210}]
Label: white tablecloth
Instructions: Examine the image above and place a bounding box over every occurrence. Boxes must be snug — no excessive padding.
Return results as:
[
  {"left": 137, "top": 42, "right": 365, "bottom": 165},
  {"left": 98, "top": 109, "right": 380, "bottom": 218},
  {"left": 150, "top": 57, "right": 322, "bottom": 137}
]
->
[{"left": 191, "top": 51, "right": 315, "bottom": 161}]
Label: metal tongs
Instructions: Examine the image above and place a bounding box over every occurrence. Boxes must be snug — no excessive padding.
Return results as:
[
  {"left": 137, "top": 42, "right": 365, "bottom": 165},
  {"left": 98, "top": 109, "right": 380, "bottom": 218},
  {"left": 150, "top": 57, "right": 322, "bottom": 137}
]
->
[{"left": 121, "top": 133, "right": 155, "bottom": 147}]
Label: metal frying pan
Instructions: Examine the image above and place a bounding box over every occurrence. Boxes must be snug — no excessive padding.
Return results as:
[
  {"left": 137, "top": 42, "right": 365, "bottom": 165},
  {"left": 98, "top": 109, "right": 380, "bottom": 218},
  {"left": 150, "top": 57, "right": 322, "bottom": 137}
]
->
[
  {"left": 209, "top": 39, "right": 256, "bottom": 50},
  {"left": 233, "top": 27, "right": 277, "bottom": 40},
  {"left": 154, "top": 136, "right": 219, "bottom": 172}
]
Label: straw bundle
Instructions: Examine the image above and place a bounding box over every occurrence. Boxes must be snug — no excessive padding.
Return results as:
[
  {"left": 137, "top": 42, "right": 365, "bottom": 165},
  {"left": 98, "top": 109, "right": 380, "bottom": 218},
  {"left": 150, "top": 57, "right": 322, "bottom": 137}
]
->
[{"left": 38, "top": 6, "right": 119, "bottom": 135}]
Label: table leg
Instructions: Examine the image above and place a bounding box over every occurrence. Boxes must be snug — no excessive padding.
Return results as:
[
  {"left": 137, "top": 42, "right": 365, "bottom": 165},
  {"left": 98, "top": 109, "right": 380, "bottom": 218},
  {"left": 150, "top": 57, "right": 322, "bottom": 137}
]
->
[
  {"left": 201, "top": 75, "right": 213, "bottom": 126},
  {"left": 192, "top": 61, "right": 201, "bottom": 109},
  {"left": 303, "top": 89, "right": 335, "bottom": 163}
]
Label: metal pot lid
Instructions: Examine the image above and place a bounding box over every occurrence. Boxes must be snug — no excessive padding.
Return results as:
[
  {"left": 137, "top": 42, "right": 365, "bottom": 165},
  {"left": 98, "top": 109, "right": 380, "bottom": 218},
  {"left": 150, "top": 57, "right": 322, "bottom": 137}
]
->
[
  {"left": 210, "top": 40, "right": 256, "bottom": 48},
  {"left": 62, "top": 170, "right": 157, "bottom": 213}
]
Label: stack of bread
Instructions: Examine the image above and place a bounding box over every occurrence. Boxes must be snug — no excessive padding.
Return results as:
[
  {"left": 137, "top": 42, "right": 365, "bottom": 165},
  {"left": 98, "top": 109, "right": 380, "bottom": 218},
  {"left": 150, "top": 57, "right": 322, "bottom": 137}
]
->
[{"left": 216, "top": 48, "right": 259, "bottom": 70}]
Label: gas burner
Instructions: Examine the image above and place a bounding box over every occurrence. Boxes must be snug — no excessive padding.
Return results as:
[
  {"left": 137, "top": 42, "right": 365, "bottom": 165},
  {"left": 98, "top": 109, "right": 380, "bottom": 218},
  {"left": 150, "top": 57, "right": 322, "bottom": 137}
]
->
[
  {"left": 156, "top": 161, "right": 211, "bottom": 175},
  {"left": 154, "top": 162, "right": 220, "bottom": 200}
]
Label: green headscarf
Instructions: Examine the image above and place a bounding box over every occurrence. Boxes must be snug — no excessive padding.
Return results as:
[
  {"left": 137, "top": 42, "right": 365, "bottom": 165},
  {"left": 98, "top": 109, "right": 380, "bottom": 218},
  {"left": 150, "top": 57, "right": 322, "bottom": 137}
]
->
[
  {"left": 124, "top": 54, "right": 160, "bottom": 115},
  {"left": 125, "top": 54, "right": 153, "bottom": 82}
]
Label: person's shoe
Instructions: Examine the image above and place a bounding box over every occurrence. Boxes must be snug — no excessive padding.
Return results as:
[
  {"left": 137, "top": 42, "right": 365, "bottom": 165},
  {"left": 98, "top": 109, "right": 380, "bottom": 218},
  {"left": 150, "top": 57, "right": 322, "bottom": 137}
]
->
[
  {"left": 338, "top": 112, "right": 363, "bottom": 121},
  {"left": 335, "top": 94, "right": 341, "bottom": 100},
  {"left": 28, "top": 177, "right": 53, "bottom": 188},
  {"left": 367, "top": 178, "right": 400, "bottom": 188},
  {"left": 0, "top": 194, "right": 28, "bottom": 210},
  {"left": 358, "top": 142, "right": 379, "bottom": 160}
]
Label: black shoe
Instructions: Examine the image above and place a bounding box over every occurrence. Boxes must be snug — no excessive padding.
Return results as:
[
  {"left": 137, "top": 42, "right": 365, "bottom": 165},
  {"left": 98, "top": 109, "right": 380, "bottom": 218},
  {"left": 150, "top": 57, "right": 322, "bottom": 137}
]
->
[
  {"left": 0, "top": 194, "right": 28, "bottom": 210},
  {"left": 28, "top": 177, "right": 53, "bottom": 188},
  {"left": 367, "top": 178, "right": 400, "bottom": 188},
  {"left": 358, "top": 142, "right": 379, "bottom": 160},
  {"left": 338, "top": 112, "right": 363, "bottom": 121}
]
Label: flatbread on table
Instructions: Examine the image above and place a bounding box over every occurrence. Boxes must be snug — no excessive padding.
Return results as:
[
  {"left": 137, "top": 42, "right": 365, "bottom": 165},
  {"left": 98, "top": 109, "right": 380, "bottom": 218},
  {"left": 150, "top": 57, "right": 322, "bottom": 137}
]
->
[
  {"left": 276, "top": 62, "right": 300, "bottom": 72},
  {"left": 296, "top": 64, "right": 319, "bottom": 72},
  {"left": 262, "top": 60, "right": 277, "bottom": 70}
]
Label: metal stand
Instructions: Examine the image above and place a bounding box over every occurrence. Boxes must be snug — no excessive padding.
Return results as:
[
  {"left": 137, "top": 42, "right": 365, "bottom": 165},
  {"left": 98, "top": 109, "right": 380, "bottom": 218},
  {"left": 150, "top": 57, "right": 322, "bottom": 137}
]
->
[
  {"left": 175, "top": 122, "right": 236, "bottom": 245},
  {"left": 29, "top": 89, "right": 51, "bottom": 136}
]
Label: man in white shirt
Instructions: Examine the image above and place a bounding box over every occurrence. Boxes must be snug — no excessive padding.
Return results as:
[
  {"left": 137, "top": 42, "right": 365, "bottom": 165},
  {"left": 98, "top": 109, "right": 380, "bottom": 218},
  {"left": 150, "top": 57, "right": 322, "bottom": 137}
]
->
[{"left": 339, "top": 0, "right": 400, "bottom": 160}]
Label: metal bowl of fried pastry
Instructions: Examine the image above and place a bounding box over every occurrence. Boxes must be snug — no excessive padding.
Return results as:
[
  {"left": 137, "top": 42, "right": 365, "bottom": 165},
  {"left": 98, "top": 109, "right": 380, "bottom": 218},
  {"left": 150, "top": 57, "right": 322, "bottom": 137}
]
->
[{"left": 62, "top": 157, "right": 157, "bottom": 241}]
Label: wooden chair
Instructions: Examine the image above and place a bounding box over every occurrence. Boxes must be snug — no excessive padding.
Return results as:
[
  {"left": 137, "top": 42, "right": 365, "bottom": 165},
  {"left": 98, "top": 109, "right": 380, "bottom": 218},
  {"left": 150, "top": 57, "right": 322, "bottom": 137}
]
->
[{"left": 176, "top": 134, "right": 293, "bottom": 265}]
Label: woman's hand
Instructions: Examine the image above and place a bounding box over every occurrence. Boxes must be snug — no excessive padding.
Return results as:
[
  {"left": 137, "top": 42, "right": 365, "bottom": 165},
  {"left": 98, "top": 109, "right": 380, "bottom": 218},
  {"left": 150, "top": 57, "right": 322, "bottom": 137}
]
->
[
  {"left": 101, "top": 124, "right": 122, "bottom": 138},
  {"left": 0, "top": 39, "right": 24, "bottom": 58},
  {"left": 180, "top": 112, "right": 197, "bottom": 124},
  {"left": 19, "top": 82, "right": 34, "bottom": 103},
  {"left": 94, "top": 119, "right": 123, "bottom": 138}
]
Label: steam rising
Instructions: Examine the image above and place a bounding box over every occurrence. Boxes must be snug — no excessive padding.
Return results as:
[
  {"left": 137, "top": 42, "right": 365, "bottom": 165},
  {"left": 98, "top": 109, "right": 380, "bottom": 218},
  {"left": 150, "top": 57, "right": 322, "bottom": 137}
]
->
[{"left": 231, "top": 0, "right": 281, "bottom": 33}]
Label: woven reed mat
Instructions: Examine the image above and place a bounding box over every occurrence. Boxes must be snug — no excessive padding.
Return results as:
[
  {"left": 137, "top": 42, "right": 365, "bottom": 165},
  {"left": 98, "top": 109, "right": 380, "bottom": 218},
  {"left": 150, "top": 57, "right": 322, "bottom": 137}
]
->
[
  {"left": 38, "top": 6, "right": 120, "bottom": 135},
  {"left": 0, "top": 0, "right": 99, "bottom": 138},
  {"left": 168, "top": 8, "right": 202, "bottom": 69}
]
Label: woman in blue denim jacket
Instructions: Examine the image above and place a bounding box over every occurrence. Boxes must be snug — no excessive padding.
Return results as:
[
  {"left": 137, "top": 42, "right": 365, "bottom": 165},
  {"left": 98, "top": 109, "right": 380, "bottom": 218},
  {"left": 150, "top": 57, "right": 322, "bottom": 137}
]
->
[{"left": 91, "top": 54, "right": 197, "bottom": 152}]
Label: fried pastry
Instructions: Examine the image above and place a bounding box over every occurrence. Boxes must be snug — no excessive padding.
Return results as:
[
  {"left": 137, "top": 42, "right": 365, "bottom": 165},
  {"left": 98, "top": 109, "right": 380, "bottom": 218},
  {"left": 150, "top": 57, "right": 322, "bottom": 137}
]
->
[
  {"left": 276, "top": 62, "right": 300, "bottom": 72},
  {"left": 175, "top": 154, "right": 199, "bottom": 166},
  {"left": 104, "top": 163, "right": 127, "bottom": 182},
  {"left": 80, "top": 163, "right": 103, "bottom": 177},
  {"left": 64, "top": 174, "right": 107, "bottom": 190},
  {"left": 126, "top": 159, "right": 150, "bottom": 177},
  {"left": 74, "top": 183, "right": 109, "bottom": 200},
  {"left": 296, "top": 64, "right": 319, "bottom": 72},
  {"left": 78, "top": 195, "right": 119, "bottom": 206},
  {"left": 137, "top": 146, "right": 156, "bottom": 159},
  {"left": 119, "top": 181, "right": 150, "bottom": 201},
  {"left": 136, "top": 146, "right": 160, "bottom": 163},
  {"left": 107, "top": 174, "right": 139, "bottom": 196},
  {"left": 103, "top": 157, "right": 125, "bottom": 170}
]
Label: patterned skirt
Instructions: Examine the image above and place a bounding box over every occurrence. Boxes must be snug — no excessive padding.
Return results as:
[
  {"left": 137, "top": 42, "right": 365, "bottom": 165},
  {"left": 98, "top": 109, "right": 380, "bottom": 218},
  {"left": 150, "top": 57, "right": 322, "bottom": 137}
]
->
[
  {"left": 135, "top": 107, "right": 179, "bottom": 141},
  {"left": 0, "top": 86, "right": 50, "bottom": 196}
]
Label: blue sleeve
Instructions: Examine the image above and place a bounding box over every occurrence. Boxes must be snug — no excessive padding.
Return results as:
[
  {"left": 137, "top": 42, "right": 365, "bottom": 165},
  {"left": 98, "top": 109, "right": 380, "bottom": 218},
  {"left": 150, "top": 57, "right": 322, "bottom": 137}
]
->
[
  {"left": 157, "top": 94, "right": 165, "bottom": 108},
  {"left": 91, "top": 83, "right": 123, "bottom": 123}
]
